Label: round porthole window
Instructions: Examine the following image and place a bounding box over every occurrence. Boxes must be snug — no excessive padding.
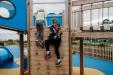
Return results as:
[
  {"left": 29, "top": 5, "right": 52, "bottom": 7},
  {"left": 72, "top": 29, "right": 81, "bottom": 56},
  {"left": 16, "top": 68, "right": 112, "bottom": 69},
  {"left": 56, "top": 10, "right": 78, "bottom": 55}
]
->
[{"left": 0, "top": 0, "right": 16, "bottom": 19}]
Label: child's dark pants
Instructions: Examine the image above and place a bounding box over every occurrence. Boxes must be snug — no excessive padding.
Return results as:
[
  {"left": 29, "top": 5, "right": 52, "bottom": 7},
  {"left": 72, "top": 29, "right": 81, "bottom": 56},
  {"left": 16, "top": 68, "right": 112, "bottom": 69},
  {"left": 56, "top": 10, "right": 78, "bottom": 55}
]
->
[{"left": 45, "top": 38, "right": 61, "bottom": 59}]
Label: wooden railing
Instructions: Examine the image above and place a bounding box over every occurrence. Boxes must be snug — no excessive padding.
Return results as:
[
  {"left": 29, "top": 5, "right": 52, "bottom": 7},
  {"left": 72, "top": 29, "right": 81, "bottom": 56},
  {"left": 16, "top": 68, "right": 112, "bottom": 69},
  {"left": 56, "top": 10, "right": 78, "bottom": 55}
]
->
[{"left": 72, "top": 45, "right": 113, "bottom": 61}]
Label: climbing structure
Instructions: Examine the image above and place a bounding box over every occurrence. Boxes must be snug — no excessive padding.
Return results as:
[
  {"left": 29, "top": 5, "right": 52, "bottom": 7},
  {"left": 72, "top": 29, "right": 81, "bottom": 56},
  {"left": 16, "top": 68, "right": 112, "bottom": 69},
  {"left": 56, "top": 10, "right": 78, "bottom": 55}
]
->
[
  {"left": 27, "top": 0, "right": 71, "bottom": 74},
  {"left": 29, "top": 24, "right": 69, "bottom": 75}
]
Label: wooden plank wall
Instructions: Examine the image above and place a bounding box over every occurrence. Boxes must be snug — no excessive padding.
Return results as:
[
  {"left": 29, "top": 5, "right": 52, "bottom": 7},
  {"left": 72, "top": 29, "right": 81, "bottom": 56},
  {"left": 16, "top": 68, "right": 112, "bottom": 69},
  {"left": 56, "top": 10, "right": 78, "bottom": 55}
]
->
[{"left": 29, "top": 26, "right": 69, "bottom": 75}]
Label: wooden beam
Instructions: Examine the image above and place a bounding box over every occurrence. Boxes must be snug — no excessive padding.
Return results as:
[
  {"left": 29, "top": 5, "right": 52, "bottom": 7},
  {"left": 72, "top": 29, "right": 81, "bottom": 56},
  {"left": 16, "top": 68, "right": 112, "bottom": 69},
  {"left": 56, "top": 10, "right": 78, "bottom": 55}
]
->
[
  {"left": 0, "top": 26, "right": 25, "bottom": 32},
  {"left": 72, "top": 1, "right": 113, "bottom": 12},
  {"left": 33, "top": 2, "right": 65, "bottom": 4},
  {"left": 67, "top": 0, "right": 72, "bottom": 74},
  {"left": 27, "top": 0, "right": 33, "bottom": 74},
  {"left": 19, "top": 32, "right": 24, "bottom": 75},
  {"left": 72, "top": 0, "right": 110, "bottom": 6},
  {"left": 72, "top": 32, "right": 113, "bottom": 38},
  {"left": 80, "top": 38, "right": 84, "bottom": 75}
]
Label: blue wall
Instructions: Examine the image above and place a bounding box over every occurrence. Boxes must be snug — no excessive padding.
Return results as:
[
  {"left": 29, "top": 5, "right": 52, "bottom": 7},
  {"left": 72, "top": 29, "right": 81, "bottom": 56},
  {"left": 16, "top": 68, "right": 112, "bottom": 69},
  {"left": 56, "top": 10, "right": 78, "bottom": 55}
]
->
[
  {"left": 46, "top": 16, "right": 62, "bottom": 27},
  {"left": 0, "top": 0, "right": 27, "bottom": 31}
]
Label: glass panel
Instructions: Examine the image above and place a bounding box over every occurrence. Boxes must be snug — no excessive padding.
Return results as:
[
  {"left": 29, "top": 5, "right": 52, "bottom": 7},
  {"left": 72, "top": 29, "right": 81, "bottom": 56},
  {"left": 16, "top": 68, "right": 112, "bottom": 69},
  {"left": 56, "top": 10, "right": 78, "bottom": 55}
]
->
[
  {"left": 109, "top": 7, "right": 113, "bottom": 23},
  {"left": 92, "top": 9, "right": 99, "bottom": 26},
  {"left": 0, "top": 1, "right": 16, "bottom": 19},
  {"left": 103, "top": 8, "right": 109, "bottom": 23},
  {"left": 72, "top": 12, "right": 75, "bottom": 31},
  {"left": 99, "top": 8, "right": 102, "bottom": 26},
  {"left": 92, "top": 9, "right": 100, "bottom": 30},
  {"left": 109, "top": 7, "right": 113, "bottom": 28},
  {"left": 108, "top": 0, "right": 113, "bottom": 3},
  {"left": 83, "top": 10, "right": 90, "bottom": 26}
]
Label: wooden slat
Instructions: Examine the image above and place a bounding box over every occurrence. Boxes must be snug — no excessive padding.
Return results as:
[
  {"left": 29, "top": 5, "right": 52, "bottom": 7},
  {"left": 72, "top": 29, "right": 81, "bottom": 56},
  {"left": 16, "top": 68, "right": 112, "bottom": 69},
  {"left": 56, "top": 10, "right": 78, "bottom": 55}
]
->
[{"left": 72, "top": 32, "right": 113, "bottom": 38}]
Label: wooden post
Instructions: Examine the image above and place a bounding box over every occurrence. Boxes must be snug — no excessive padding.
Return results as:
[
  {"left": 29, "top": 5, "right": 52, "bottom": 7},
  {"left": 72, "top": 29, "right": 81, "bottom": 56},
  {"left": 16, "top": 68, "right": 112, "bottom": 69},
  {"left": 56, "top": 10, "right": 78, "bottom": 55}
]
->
[
  {"left": 27, "top": 0, "right": 33, "bottom": 74},
  {"left": 80, "top": 38, "right": 84, "bottom": 75},
  {"left": 19, "top": 32, "right": 24, "bottom": 75},
  {"left": 67, "top": 0, "right": 72, "bottom": 75}
]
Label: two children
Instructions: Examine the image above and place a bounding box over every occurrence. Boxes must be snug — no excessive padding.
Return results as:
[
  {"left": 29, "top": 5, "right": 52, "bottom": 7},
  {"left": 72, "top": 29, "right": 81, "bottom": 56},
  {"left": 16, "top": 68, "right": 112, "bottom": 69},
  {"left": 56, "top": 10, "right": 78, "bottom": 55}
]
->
[{"left": 36, "top": 19, "right": 62, "bottom": 65}]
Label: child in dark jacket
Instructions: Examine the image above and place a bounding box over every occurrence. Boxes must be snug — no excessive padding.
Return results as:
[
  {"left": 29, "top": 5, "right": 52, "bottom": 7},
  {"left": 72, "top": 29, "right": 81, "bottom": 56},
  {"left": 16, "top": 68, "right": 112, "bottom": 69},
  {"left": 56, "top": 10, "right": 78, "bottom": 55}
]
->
[{"left": 45, "top": 19, "right": 62, "bottom": 65}]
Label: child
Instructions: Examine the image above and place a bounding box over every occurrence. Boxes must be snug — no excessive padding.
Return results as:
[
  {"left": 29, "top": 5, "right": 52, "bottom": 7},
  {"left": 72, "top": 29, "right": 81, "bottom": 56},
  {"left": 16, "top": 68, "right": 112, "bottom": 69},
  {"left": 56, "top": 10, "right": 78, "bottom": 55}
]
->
[
  {"left": 45, "top": 19, "right": 62, "bottom": 65},
  {"left": 35, "top": 21, "right": 44, "bottom": 48}
]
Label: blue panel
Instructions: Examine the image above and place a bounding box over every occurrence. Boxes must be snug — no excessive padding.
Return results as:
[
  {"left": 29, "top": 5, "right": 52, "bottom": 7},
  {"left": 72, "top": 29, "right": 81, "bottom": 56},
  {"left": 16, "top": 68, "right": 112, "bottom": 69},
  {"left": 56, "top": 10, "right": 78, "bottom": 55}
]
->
[
  {"left": 46, "top": 17, "right": 52, "bottom": 26},
  {"left": 45, "top": 16, "right": 62, "bottom": 27},
  {"left": 0, "top": 0, "right": 27, "bottom": 31}
]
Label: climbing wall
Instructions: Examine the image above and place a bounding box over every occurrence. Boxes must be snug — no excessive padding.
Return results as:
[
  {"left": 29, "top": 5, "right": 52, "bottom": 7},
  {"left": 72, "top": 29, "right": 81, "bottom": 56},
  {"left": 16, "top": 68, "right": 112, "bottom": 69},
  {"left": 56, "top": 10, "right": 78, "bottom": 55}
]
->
[{"left": 29, "top": 26, "right": 69, "bottom": 75}]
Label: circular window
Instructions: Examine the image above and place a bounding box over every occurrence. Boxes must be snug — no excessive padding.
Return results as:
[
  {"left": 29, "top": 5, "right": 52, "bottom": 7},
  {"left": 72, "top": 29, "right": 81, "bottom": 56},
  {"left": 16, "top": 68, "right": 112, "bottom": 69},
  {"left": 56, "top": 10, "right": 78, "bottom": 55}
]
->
[{"left": 0, "top": 0, "right": 16, "bottom": 19}]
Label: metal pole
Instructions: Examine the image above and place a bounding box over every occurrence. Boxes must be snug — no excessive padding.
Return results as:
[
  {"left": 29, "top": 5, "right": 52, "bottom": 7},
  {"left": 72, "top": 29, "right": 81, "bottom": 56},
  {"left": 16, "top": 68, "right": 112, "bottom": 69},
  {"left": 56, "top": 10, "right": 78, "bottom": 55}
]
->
[
  {"left": 80, "top": 38, "right": 84, "bottom": 75},
  {"left": 19, "top": 32, "right": 24, "bottom": 75},
  {"left": 102, "top": 1, "right": 104, "bottom": 26}
]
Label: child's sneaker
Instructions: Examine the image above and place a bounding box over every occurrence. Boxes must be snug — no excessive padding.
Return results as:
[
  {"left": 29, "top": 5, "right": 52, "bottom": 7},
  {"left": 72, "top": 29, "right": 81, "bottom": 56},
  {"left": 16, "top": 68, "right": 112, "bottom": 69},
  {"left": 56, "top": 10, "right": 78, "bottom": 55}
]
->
[
  {"left": 35, "top": 40, "right": 39, "bottom": 42},
  {"left": 45, "top": 51, "right": 51, "bottom": 59},
  {"left": 35, "top": 40, "right": 45, "bottom": 48},
  {"left": 56, "top": 59, "right": 62, "bottom": 66},
  {"left": 39, "top": 40, "right": 45, "bottom": 48}
]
